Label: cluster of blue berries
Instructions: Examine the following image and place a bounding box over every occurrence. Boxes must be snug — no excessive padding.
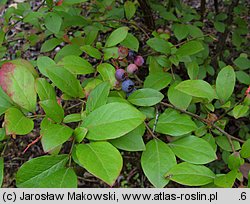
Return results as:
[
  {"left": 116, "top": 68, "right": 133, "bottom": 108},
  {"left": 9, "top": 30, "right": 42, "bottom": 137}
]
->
[{"left": 115, "top": 48, "right": 144, "bottom": 95}]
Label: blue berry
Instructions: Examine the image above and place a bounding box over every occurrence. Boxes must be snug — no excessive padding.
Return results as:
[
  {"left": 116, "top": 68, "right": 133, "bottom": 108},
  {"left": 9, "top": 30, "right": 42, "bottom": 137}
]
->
[
  {"left": 126, "top": 88, "right": 137, "bottom": 97},
  {"left": 127, "top": 50, "right": 136, "bottom": 61},
  {"left": 115, "top": 69, "right": 126, "bottom": 81},
  {"left": 122, "top": 79, "right": 135, "bottom": 93}
]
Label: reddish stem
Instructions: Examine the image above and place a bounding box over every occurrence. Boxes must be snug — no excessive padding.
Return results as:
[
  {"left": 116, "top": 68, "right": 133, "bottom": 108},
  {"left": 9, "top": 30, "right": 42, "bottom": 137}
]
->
[{"left": 22, "top": 135, "right": 43, "bottom": 154}]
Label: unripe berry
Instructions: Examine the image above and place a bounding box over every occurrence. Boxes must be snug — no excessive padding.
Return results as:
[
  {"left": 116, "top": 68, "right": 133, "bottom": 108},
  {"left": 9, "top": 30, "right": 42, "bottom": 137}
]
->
[
  {"left": 134, "top": 55, "right": 144, "bottom": 67},
  {"left": 118, "top": 46, "right": 128, "bottom": 59},
  {"left": 115, "top": 69, "right": 126, "bottom": 82},
  {"left": 122, "top": 79, "right": 135, "bottom": 93},
  {"left": 127, "top": 64, "right": 138, "bottom": 74}
]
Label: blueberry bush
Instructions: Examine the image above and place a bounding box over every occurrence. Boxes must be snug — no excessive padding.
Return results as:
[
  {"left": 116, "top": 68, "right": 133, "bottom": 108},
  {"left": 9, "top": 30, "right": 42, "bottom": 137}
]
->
[{"left": 0, "top": 0, "right": 249, "bottom": 188}]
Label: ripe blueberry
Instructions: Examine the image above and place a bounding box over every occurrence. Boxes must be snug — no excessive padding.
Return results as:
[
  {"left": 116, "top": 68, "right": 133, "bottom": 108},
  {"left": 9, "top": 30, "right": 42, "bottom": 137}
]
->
[
  {"left": 134, "top": 55, "right": 144, "bottom": 67},
  {"left": 127, "top": 50, "right": 136, "bottom": 61},
  {"left": 115, "top": 69, "right": 126, "bottom": 82},
  {"left": 127, "top": 64, "right": 138, "bottom": 74},
  {"left": 122, "top": 79, "right": 135, "bottom": 93}
]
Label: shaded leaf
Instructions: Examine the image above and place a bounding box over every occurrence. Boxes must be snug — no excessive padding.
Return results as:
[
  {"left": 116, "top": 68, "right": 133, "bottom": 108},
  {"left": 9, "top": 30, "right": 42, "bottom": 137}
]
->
[
  {"left": 105, "top": 27, "right": 129, "bottom": 47},
  {"left": 144, "top": 72, "right": 172, "bottom": 91}
]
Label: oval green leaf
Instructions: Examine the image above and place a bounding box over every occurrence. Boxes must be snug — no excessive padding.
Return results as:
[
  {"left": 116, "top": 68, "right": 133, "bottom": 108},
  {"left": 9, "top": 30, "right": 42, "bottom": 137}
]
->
[
  {"left": 175, "top": 79, "right": 217, "bottom": 101},
  {"left": 47, "top": 65, "right": 84, "bottom": 98},
  {"left": 35, "top": 78, "right": 56, "bottom": 101},
  {"left": 150, "top": 109, "right": 197, "bottom": 136},
  {"left": 39, "top": 168, "right": 78, "bottom": 188},
  {"left": 144, "top": 72, "right": 172, "bottom": 91},
  {"left": 169, "top": 136, "right": 217, "bottom": 164},
  {"left": 39, "top": 99, "right": 64, "bottom": 123},
  {"left": 109, "top": 123, "right": 146, "bottom": 151},
  {"left": 105, "top": 27, "right": 129, "bottom": 47},
  {"left": 41, "top": 124, "right": 73, "bottom": 152},
  {"left": 76, "top": 142, "right": 123, "bottom": 186},
  {"left": 82, "top": 102, "right": 146, "bottom": 140},
  {"left": 240, "top": 139, "right": 250, "bottom": 158},
  {"left": 16, "top": 154, "right": 68, "bottom": 187},
  {"left": 216, "top": 66, "right": 236, "bottom": 103},
  {"left": 165, "top": 162, "right": 215, "bottom": 186},
  {"left": 4, "top": 107, "right": 34, "bottom": 135},
  {"left": 141, "top": 139, "right": 177, "bottom": 188},
  {"left": 128, "top": 88, "right": 164, "bottom": 107}
]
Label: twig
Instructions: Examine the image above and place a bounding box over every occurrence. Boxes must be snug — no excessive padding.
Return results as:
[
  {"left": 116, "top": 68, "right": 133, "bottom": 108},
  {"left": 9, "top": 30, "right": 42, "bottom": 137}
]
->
[
  {"left": 22, "top": 135, "right": 42, "bottom": 154},
  {"left": 144, "top": 122, "right": 157, "bottom": 139},
  {"left": 66, "top": 101, "right": 84, "bottom": 111},
  {"left": 160, "top": 102, "right": 245, "bottom": 147}
]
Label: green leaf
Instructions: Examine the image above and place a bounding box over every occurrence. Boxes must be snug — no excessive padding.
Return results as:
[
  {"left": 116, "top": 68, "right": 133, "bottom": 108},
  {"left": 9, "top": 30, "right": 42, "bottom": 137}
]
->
[
  {"left": 81, "top": 45, "right": 102, "bottom": 59},
  {"left": 232, "top": 105, "right": 249, "bottom": 119},
  {"left": 169, "top": 136, "right": 217, "bottom": 164},
  {"left": 63, "top": 113, "right": 82, "bottom": 123},
  {"left": 35, "top": 78, "right": 56, "bottom": 101},
  {"left": 176, "top": 41, "right": 204, "bottom": 57},
  {"left": 37, "top": 56, "right": 56, "bottom": 77},
  {"left": 215, "top": 136, "right": 241, "bottom": 152},
  {"left": 236, "top": 71, "right": 250, "bottom": 85},
  {"left": 0, "top": 86, "right": 13, "bottom": 116},
  {"left": 74, "top": 127, "right": 88, "bottom": 143},
  {"left": 82, "top": 102, "right": 146, "bottom": 140},
  {"left": 173, "top": 24, "right": 189, "bottom": 40},
  {"left": 41, "top": 124, "right": 73, "bottom": 152},
  {"left": 86, "top": 81, "right": 110, "bottom": 114},
  {"left": 216, "top": 66, "right": 235, "bottom": 102},
  {"left": 39, "top": 168, "right": 77, "bottom": 188},
  {"left": 167, "top": 82, "right": 192, "bottom": 110},
  {"left": 228, "top": 153, "right": 244, "bottom": 170},
  {"left": 144, "top": 72, "right": 172, "bottom": 91},
  {"left": 214, "top": 170, "right": 238, "bottom": 188},
  {"left": 110, "top": 123, "right": 145, "bottom": 151},
  {"left": 124, "top": 1, "right": 136, "bottom": 20},
  {"left": 233, "top": 56, "right": 250, "bottom": 70},
  {"left": 41, "top": 38, "right": 62, "bottom": 53},
  {"left": 0, "top": 61, "right": 37, "bottom": 112},
  {"left": 0, "top": 128, "right": 6, "bottom": 141},
  {"left": 47, "top": 66, "right": 83, "bottom": 98},
  {"left": 141, "top": 139, "right": 176, "bottom": 188},
  {"left": 0, "top": 158, "right": 3, "bottom": 187},
  {"left": 214, "top": 21, "right": 225, "bottom": 33},
  {"left": 120, "top": 33, "right": 139, "bottom": 52},
  {"left": 150, "top": 109, "right": 197, "bottom": 136},
  {"left": 4, "top": 107, "right": 34, "bottom": 135},
  {"left": 16, "top": 155, "right": 68, "bottom": 187},
  {"left": 146, "top": 38, "right": 171, "bottom": 54},
  {"left": 44, "top": 12, "right": 62, "bottom": 34},
  {"left": 240, "top": 139, "right": 250, "bottom": 158},
  {"left": 105, "top": 27, "right": 129, "bottom": 47},
  {"left": 165, "top": 162, "right": 215, "bottom": 186},
  {"left": 202, "top": 133, "right": 217, "bottom": 152},
  {"left": 40, "top": 99, "right": 64, "bottom": 123},
  {"left": 97, "top": 63, "right": 116, "bottom": 86},
  {"left": 54, "top": 45, "right": 82, "bottom": 63},
  {"left": 103, "top": 47, "right": 119, "bottom": 60},
  {"left": 128, "top": 88, "right": 164, "bottom": 107},
  {"left": 76, "top": 142, "right": 123, "bottom": 186},
  {"left": 45, "top": 0, "right": 53, "bottom": 8},
  {"left": 175, "top": 79, "right": 217, "bottom": 101},
  {"left": 186, "top": 61, "right": 199, "bottom": 80},
  {"left": 58, "top": 55, "right": 94, "bottom": 75},
  {"left": 187, "top": 25, "right": 203, "bottom": 38}
]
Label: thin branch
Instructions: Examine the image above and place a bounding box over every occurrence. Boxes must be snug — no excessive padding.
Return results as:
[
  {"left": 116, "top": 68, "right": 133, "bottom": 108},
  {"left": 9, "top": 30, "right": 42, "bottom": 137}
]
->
[
  {"left": 144, "top": 122, "right": 157, "bottom": 139},
  {"left": 22, "top": 135, "right": 42, "bottom": 154}
]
